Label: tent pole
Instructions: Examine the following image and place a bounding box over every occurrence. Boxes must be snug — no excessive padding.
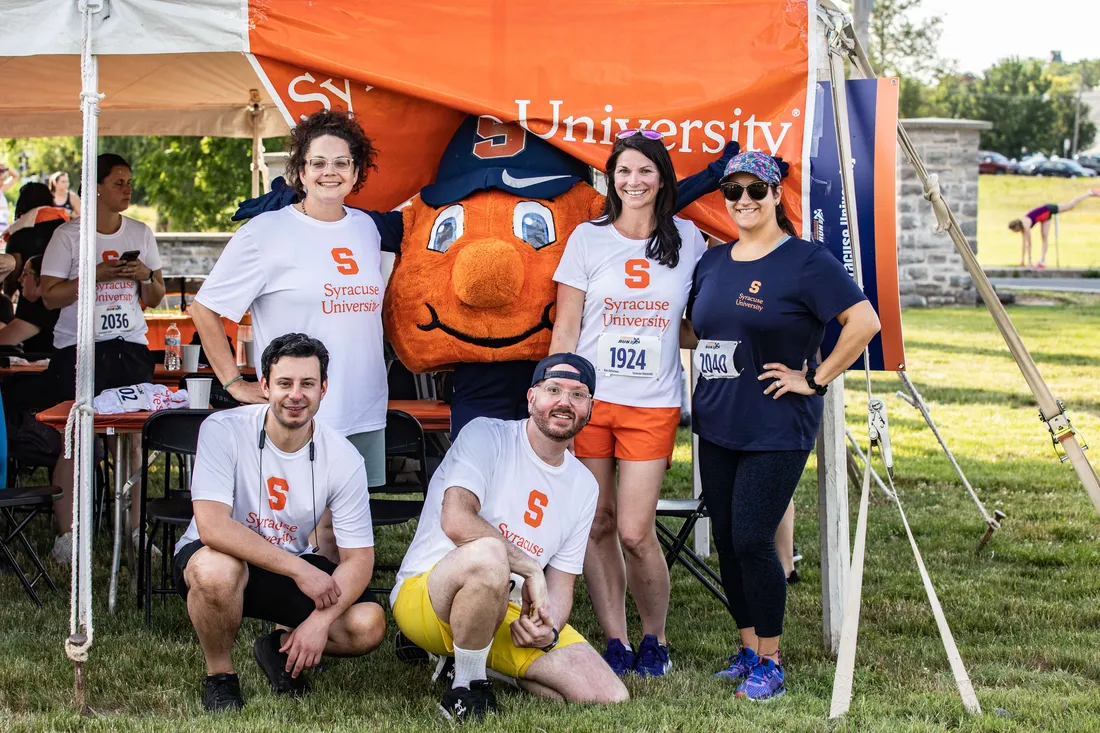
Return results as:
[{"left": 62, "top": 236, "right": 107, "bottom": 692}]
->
[{"left": 249, "top": 89, "right": 265, "bottom": 198}]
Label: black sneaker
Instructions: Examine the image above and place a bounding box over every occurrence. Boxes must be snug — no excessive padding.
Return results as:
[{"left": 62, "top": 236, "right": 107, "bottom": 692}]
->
[
  {"left": 432, "top": 656, "right": 456, "bottom": 686},
  {"left": 438, "top": 679, "right": 497, "bottom": 723},
  {"left": 395, "top": 630, "right": 432, "bottom": 665},
  {"left": 253, "top": 630, "right": 311, "bottom": 697},
  {"left": 202, "top": 673, "right": 244, "bottom": 712}
]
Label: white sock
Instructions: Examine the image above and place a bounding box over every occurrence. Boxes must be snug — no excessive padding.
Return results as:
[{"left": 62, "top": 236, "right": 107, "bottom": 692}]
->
[{"left": 452, "top": 641, "right": 492, "bottom": 689}]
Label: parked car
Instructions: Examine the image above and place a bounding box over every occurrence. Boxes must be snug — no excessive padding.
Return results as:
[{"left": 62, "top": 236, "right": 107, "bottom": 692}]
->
[
  {"left": 1075, "top": 154, "right": 1100, "bottom": 173},
  {"left": 1017, "top": 153, "right": 1048, "bottom": 175},
  {"left": 1032, "top": 159, "right": 1098, "bottom": 178},
  {"left": 978, "top": 151, "right": 1018, "bottom": 174}
]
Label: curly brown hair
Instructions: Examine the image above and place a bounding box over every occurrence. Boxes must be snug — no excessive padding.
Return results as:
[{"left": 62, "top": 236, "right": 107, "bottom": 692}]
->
[{"left": 285, "top": 109, "right": 378, "bottom": 197}]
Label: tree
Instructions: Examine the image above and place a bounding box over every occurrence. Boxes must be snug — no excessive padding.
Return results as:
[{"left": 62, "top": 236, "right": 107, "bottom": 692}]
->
[{"left": 866, "top": 0, "right": 951, "bottom": 83}]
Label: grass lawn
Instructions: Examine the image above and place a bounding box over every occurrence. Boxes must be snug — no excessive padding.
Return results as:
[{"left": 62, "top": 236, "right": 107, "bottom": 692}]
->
[
  {"left": 978, "top": 175, "right": 1100, "bottom": 269},
  {"left": 3, "top": 297, "right": 1100, "bottom": 731}
]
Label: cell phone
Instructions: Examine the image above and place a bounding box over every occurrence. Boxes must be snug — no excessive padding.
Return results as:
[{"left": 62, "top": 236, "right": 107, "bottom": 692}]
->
[{"left": 118, "top": 250, "right": 140, "bottom": 263}]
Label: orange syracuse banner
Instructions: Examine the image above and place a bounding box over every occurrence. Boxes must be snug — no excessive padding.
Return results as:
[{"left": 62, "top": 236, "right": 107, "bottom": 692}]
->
[{"left": 246, "top": 0, "right": 814, "bottom": 239}]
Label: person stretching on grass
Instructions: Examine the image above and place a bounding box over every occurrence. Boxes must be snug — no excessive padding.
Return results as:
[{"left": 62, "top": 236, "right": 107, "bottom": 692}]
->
[
  {"left": 172, "top": 333, "right": 385, "bottom": 712},
  {"left": 391, "top": 353, "right": 629, "bottom": 722},
  {"left": 1009, "top": 189, "right": 1099, "bottom": 269}
]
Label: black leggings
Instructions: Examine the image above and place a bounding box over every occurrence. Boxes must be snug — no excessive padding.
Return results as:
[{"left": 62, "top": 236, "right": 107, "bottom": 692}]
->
[{"left": 698, "top": 437, "right": 810, "bottom": 638}]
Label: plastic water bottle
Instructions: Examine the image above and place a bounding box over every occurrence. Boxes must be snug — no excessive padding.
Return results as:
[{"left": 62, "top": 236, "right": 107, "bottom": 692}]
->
[{"left": 164, "top": 323, "right": 182, "bottom": 371}]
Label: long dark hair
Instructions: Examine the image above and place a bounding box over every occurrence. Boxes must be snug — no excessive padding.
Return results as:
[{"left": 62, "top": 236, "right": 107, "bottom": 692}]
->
[
  {"left": 14, "top": 182, "right": 54, "bottom": 219},
  {"left": 775, "top": 197, "right": 798, "bottom": 237},
  {"left": 286, "top": 109, "right": 378, "bottom": 197},
  {"left": 595, "top": 134, "right": 682, "bottom": 268}
]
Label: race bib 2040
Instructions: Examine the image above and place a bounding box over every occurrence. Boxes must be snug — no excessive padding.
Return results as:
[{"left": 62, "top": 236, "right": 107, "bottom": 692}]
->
[
  {"left": 693, "top": 340, "right": 741, "bottom": 379},
  {"left": 597, "top": 333, "right": 660, "bottom": 378}
]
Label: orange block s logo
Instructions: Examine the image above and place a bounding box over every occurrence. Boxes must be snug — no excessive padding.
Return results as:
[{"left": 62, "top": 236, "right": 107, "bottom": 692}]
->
[
  {"left": 524, "top": 490, "right": 549, "bottom": 528},
  {"left": 331, "top": 248, "right": 360, "bottom": 275},
  {"left": 749, "top": 280, "right": 762, "bottom": 294},
  {"left": 102, "top": 251, "right": 119, "bottom": 262},
  {"left": 267, "top": 477, "right": 290, "bottom": 511},
  {"left": 624, "top": 259, "right": 650, "bottom": 289},
  {"left": 473, "top": 117, "right": 527, "bottom": 160}
]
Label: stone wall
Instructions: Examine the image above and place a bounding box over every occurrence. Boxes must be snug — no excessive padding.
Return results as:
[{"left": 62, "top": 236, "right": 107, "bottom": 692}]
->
[
  {"left": 154, "top": 232, "right": 231, "bottom": 276},
  {"left": 896, "top": 118, "right": 991, "bottom": 307}
]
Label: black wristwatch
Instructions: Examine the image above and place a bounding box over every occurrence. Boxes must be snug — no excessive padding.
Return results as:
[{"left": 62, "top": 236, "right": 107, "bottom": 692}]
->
[
  {"left": 806, "top": 368, "right": 828, "bottom": 396},
  {"left": 540, "top": 627, "right": 560, "bottom": 653}
]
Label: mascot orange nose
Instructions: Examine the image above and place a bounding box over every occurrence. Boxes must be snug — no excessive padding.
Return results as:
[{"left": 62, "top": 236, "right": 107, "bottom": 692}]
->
[{"left": 453, "top": 240, "right": 525, "bottom": 309}]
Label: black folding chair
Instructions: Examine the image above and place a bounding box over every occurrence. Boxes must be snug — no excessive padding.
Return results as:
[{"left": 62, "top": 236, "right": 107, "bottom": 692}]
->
[
  {"left": 138, "top": 409, "right": 215, "bottom": 625},
  {"left": 655, "top": 498, "right": 730, "bottom": 610},
  {"left": 0, "top": 485, "right": 62, "bottom": 606},
  {"left": 369, "top": 410, "right": 431, "bottom": 594}
]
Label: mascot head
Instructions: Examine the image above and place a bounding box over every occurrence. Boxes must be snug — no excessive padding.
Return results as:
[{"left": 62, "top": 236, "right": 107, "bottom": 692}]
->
[{"left": 384, "top": 115, "right": 604, "bottom": 372}]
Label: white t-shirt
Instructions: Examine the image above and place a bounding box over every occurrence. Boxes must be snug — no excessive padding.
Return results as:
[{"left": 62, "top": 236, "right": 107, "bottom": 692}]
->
[
  {"left": 41, "top": 216, "right": 162, "bottom": 349},
  {"left": 391, "top": 417, "right": 598, "bottom": 606},
  {"left": 553, "top": 218, "right": 707, "bottom": 408},
  {"left": 196, "top": 206, "right": 387, "bottom": 436},
  {"left": 176, "top": 404, "right": 374, "bottom": 556}
]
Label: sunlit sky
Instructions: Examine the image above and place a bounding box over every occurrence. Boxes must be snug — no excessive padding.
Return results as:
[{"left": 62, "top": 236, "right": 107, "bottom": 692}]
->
[{"left": 849, "top": 0, "right": 1100, "bottom": 74}]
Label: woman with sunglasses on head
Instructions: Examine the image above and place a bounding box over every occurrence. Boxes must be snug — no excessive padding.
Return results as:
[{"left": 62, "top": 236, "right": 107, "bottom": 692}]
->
[
  {"left": 683, "top": 152, "right": 879, "bottom": 700},
  {"left": 192, "top": 110, "right": 389, "bottom": 548},
  {"left": 550, "top": 129, "right": 708, "bottom": 678}
]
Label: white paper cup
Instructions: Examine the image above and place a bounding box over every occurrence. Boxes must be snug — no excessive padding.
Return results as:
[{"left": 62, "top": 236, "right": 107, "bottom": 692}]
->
[
  {"left": 186, "top": 377, "right": 213, "bottom": 409},
  {"left": 243, "top": 340, "right": 256, "bottom": 368},
  {"left": 181, "top": 344, "right": 201, "bottom": 372}
]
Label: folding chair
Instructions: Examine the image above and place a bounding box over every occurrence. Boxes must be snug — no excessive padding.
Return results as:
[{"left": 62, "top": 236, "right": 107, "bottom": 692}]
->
[
  {"left": 655, "top": 498, "right": 729, "bottom": 610},
  {"left": 0, "top": 485, "right": 62, "bottom": 606},
  {"left": 138, "top": 409, "right": 215, "bottom": 625},
  {"left": 369, "top": 410, "right": 430, "bottom": 594}
]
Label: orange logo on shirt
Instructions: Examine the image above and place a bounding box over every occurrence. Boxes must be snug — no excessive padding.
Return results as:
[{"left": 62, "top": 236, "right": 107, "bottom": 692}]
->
[
  {"left": 624, "top": 259, "right": 650, "bottom": 289},
  {"left": 266, "top": 477, "right": 290, "bottom": 511},
  {"left": 473, "top": 117, "right": 528, "bottom": 159},
  {"left": 102, "top": 251, "right": 119, "bottom": 262},
  {"left": 749, "top": 280, "right": 762, "bottom": 294},
  {"left": 524, "top": 490, "right": 549, "bottom": 528},
  {"left": 331, "top": 248, "right": 360, "bottom": 275}
]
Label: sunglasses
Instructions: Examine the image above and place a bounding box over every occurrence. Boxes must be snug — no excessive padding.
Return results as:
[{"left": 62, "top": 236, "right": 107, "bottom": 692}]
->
[
  {"left": 616, "top": 129, "right": 664, "bottom": 140},
  {"left": 720, "top": 181, "right": 772, "bottom": 202}
]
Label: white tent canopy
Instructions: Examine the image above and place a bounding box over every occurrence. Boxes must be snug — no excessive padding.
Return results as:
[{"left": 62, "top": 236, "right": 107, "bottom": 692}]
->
[{"left": 0, "top": 0, "right": 286, "bottom": 137}]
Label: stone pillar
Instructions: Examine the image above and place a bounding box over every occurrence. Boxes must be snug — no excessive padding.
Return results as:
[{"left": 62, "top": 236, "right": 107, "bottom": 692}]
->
[{"left": 896, "top": 118, "right": 991, "bottom": 307}]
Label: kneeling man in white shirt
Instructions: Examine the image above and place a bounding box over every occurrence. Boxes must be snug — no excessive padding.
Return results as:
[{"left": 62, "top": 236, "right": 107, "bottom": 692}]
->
[
  {"left": 392, "top": 352, "right": 629, "bottom": 722},
  {"left": 173, "top": 333, "right": 384, "bottom": 712}
]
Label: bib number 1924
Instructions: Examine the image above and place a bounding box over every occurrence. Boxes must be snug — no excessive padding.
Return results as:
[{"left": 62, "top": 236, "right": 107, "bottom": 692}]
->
[{"left": 608, "top": 346, "right": 646, "bottom": 371}]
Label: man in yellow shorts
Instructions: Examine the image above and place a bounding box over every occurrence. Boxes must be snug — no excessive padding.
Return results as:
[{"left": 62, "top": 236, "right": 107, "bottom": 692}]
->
[{"left": 391, "top": 353, "right": 629, "bottom": 721}]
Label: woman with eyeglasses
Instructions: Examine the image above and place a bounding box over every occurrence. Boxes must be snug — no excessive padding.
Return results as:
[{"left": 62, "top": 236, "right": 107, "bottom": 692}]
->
[
  {"left": 683, "top": 151, "right": 879, "bottom": 700},
  {"left": 192, "top": 109, "right": 389, "bottom": 528},
  {"left": 550, "top": 128, "right": 708, "bottom": 678}
]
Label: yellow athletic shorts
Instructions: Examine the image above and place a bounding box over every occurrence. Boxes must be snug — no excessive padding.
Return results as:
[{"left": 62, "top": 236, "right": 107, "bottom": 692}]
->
[{"left": 393, "top": 569, "right": 587, "bottom": 679}]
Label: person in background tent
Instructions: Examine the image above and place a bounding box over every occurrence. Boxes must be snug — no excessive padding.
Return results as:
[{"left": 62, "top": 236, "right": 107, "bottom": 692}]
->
[
  {"left": 1008, "top": 189, "right": 1099, "bottom": 269},
  {"left": 0, "top": 160, "right": 20, "bottom": 237},
  {"left": 549, "top": 129, "right": 707, "bottom": 678},
  {"left": 683, "top": 151, "right": 880, "bottom": 701},
  {"left": 49, "top": 170, "right": 81, "bottom": 217},
  {"left": 191, "top": 109, "right": 389, "bottom": 561},
  {"left": 39, "top": 153, "right": 165, "bottom": 564}
]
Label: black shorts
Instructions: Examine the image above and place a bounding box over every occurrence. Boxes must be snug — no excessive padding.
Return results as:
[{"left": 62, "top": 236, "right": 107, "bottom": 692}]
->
[
  {"left": 173, "top": 540, "right": 380, "bottom": 628},
  {"left": 47, "top": 338, "right": 155, "bottom": 403}
]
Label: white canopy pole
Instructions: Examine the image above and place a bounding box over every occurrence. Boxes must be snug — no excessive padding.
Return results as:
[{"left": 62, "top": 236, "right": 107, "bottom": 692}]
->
[{"left": 63, "top": 0, "right": 103, "bottom": 713}]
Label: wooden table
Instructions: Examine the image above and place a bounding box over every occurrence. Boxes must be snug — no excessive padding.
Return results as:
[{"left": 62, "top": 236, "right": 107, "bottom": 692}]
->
[
  {"left": 152, "top": 365, "right": 255, "bottom": 386},
  {"left": 0, "top": 363, "right": 49, "bottom": 377}
]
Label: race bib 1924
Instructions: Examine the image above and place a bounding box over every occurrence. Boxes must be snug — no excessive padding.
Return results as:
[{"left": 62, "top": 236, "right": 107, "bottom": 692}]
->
[{"left": 597, "top": 333, "right": 661, "bottom": 378}]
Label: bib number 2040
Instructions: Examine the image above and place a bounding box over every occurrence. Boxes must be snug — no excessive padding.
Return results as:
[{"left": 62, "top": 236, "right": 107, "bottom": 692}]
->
[
  {"left": 696, "top": 351, "right": 728, "bottom": 375},
  {"left": 608, "top": 346, "right": 646, "bottom": 371}
]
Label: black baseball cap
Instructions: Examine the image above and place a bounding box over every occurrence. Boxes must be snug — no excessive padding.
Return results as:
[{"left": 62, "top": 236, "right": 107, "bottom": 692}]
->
[{"left": 531, "top": 353, "right": 596, "bottom": 396}]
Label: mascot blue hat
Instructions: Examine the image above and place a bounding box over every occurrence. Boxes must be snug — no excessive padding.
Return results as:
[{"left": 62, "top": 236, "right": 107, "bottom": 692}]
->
[{"left": 420, "top": 115, "right": 592, "bottom": 208}]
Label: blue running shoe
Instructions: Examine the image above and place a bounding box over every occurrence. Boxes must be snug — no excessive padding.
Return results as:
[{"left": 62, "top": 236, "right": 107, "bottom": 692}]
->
[
  {"left": 736, "top": 657, "right": 786, "bottom": 701},
  {"left": 713, "top": 647, "right": 759, "bottom": 682},
  {"left": 602, "top": 639, "right": 635, "bottom": 677},
  {"left": 633, "top": 634, "right": 672, "bottom": 678}
]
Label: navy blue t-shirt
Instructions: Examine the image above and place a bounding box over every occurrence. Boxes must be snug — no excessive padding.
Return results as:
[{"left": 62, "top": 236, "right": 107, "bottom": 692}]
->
[{"left": 687, "top": 237, "right": 867, "bottom": 451}]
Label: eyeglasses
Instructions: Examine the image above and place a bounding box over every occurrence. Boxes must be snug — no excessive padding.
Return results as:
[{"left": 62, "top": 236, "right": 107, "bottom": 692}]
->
[
  {"left": 539, "top": 383, "right": 592, "bottom": 406},
  {"left": 616, "top": 129, "right": 664, "bottom": 140},
  {"left": 720, "top": 181, "right": 772, "bottom": 202},
  {"left": 306, "top": 157, "right": 354, "bottom": 173}
]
